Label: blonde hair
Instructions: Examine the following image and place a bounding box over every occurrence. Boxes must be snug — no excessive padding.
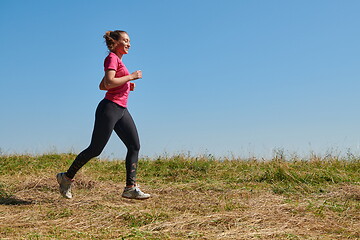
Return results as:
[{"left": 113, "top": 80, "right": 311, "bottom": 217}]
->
[{"left": 103, "top": 30, "right": 128, "bottom": 52}]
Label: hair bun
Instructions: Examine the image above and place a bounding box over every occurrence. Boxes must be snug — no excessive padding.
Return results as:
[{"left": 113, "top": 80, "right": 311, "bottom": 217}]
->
[{"left": 103, "top": 30, "right": 127, "bottom": 52}]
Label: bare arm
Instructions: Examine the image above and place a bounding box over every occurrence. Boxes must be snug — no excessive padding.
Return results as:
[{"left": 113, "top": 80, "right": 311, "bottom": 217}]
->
[
  {"left": 99, "top": 77, "right": 107, "bottom": 90},
  {"left": 100, "top": 77, "right": 136, "bottom": 91},
  {"left": 101, "top": 69, "right": 142, "bottom": 90}
]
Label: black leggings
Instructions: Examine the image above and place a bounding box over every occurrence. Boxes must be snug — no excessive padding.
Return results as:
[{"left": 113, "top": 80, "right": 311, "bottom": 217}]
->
[{"left": 66, "top": 99, "right": 140, "bottom": 186}]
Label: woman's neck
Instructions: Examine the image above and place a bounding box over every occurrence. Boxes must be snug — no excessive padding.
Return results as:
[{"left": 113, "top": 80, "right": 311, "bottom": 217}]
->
[{"left": 114, "top": 51, "right": 123, "bottom": 60}]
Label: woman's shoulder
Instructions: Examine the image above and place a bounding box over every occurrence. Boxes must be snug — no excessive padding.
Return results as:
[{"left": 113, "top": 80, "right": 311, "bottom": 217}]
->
[
  {"left": 105, "top": 52, "right": 118, "bottom": 60},
  {"left": 106, "top": 52, "right": 124, "bottom": 64},
  {"left": 104, "top": 52, "right": 126, "bottom": 70},
  {"left": 104, "top": 52, "right": 120, "bottom": 64}
]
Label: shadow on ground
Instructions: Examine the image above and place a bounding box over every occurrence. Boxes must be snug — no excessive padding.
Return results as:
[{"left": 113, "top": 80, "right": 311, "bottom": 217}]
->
[{"left": 0, "top": 196, "right": 33, "bottom": 205}]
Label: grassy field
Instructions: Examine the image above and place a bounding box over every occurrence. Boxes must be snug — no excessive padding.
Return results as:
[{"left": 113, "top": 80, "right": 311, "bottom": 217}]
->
[{"left": 0, "top": 153, "right": 359, "bottom": 240}]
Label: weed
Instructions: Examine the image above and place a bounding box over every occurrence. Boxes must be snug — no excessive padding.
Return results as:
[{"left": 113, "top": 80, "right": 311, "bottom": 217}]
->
[
  {"left": 46, "top": 208, "right": 73, "bottom": 219},
  {"left": 0, "top": 153, "right": 359, "bottom": 239},
  {"left": 119, "top": 211, "right": 169, "bottom": 228}
]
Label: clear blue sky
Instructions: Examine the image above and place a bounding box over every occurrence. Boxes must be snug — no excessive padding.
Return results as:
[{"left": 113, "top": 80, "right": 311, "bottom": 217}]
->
[{"left": 1, "top": 0, "right": 360, "bottom": 159}]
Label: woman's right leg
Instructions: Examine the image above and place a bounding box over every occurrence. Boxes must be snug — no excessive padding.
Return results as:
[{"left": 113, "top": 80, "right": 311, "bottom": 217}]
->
[
  {"left": 113, "top": 108, "right": 140, "bottom": 187},
  {"left": 65, "top": 99, "right": 120, "bottom": 179}
]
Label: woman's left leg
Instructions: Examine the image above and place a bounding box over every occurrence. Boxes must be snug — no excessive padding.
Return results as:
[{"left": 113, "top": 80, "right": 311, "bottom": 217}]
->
[{"left": 113, "top": 108, "right": 140, "bottom": 187}]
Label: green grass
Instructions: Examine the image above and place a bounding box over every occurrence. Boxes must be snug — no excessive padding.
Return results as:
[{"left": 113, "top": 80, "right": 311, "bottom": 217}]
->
[{"left": 0, "top": 153, "right": 359, "bottom": 239}]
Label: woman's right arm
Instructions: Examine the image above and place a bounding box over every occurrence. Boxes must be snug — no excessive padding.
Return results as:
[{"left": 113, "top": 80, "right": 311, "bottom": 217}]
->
[{"left": 99, "top": 77, "right": 107, "bottom": 90}]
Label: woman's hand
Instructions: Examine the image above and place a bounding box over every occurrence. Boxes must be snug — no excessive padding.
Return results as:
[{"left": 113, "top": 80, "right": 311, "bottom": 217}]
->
[
  {"left": 130, "top": 82, "right": 136, "bottom": 91},
  {"left": 130, "top": 70, "right": 142, "bottom": 80}
]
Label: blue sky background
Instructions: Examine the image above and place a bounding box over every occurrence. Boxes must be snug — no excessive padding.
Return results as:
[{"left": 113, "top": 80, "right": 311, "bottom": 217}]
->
[{"left": 1, "top": 0, "right": 360, "bottom": 159}]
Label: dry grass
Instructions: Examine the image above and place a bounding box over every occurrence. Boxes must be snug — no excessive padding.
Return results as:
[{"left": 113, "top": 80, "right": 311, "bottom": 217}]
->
[{"left": 0, "top": 154, "right": 359, "bottom": 239}]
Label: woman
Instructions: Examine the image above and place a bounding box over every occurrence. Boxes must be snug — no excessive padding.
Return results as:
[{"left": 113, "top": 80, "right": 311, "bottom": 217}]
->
[{"left": 56, "top": 30, "right": 150, "bottom": 200}]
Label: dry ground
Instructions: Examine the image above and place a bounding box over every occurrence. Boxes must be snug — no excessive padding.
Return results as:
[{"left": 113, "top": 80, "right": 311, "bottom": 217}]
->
[
  {"left": 0, "top": 175, "right": 359, "bottom": 239},
  {"left": 0, "top": 155, "right": 359, "bottom": 239}
]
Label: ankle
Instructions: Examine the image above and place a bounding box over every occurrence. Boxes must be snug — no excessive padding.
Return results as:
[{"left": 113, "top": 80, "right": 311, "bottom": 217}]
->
[{"left": 64, "top": 173, "right": 74, "bottom": 182}]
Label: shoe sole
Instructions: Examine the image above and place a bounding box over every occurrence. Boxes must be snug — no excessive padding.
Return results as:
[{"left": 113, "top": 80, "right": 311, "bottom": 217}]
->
[{"left": 122, "top": 195, "right": 150, "bottom": 200}]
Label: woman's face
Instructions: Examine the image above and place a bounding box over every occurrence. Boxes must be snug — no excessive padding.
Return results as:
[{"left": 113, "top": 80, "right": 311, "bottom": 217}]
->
[{"left": 116, "top": 33, "right": 131, "bottom": 55}]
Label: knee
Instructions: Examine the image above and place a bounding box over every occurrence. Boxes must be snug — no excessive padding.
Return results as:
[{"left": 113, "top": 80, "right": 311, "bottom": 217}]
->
[
  {"left": 127, "top": 142, "right": 140, "bottom": 153},
  {"left": 92, "top": 150, "right": 102, "bottom": 158},
  {"left": 85, "top": 145, "right": 104, "bottom": 159}
]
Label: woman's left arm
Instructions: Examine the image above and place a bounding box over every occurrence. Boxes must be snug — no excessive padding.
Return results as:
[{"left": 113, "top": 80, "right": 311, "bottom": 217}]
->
[{"left": 99, "top": 73, "right": 137, "bottom": 91}]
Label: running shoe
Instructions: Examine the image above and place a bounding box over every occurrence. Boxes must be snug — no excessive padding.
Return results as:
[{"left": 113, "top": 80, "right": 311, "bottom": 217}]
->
[
  {"left": 122, "top": 185, "right": 150, "bottom": 200},
  {"left": 56, "top": 172, "right": 74, "bottom": 199}
]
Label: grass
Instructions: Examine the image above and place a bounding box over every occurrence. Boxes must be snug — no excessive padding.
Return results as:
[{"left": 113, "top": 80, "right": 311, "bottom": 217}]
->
[{"left": 0, "top": 153, "right": 359, "bottom": 239}]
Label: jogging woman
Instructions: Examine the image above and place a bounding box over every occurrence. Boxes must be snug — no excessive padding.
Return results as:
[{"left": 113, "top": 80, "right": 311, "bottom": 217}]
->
[{"left": 56, "top": 30, "right": 150, "bottom": 200}]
